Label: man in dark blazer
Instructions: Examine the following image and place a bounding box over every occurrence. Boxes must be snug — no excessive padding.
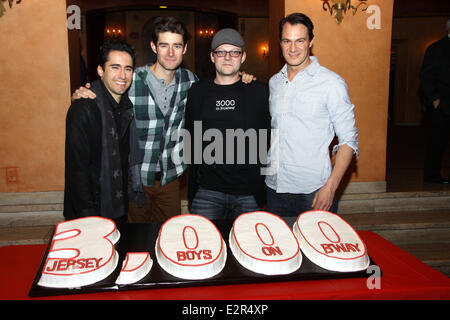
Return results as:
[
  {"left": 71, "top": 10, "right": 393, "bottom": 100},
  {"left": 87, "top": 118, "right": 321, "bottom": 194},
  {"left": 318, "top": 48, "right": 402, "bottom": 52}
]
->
[
  {"left": 420, "top": 19, "right": 450, "bottom": 184},
  {"left": 64, "top": 40, "right": 144, "bottom": 225}
]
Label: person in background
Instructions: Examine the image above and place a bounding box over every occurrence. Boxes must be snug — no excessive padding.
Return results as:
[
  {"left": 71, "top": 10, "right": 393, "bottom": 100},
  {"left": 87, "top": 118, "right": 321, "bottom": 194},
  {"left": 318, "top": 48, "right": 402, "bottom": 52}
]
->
[{"left": 420, "top": 19, "right": 450, "bottom": 184}]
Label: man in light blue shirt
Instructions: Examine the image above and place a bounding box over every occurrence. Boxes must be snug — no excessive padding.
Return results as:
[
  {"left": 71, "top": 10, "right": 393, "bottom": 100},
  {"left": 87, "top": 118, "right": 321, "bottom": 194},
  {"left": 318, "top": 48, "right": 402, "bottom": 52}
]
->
[{"left": 265, "top": 13, "right": 358, "bottom": 215}]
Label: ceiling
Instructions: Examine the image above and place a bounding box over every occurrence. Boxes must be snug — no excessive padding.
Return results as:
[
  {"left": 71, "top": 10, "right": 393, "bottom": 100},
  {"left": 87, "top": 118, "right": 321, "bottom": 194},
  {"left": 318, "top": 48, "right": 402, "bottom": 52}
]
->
[
  {"left": 74, "top": 0, "right": 269, "bottom": 17},
  {"left": 71, "top": 0, "right": 450, "bottom": 20}
]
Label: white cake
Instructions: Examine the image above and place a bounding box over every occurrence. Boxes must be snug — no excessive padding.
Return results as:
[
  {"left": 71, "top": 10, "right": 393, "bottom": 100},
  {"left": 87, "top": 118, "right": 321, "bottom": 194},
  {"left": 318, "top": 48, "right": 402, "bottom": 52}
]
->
[
  {"left": 293, "top": 210, "right": 370, "bottom": 272},
  {"left": 115, "top": 252, "right": 153, "bottom": 285},
  {"left": 155, "top": 214, "right": 227, "bottom": 280},
  {"left": 38, "top": 217, "right": 120, "bottom": 288},
  {"left": 229, "top": 211, "right": 302, "bottom": 275}
]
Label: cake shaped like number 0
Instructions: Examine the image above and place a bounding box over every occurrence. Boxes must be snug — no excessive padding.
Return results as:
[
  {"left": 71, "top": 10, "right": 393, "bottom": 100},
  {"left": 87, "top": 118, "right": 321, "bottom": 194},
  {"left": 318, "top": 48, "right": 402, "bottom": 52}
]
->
[
  {"left": 229, "top": 211, "right": 302, "bottom": 275},
  {"left": 155, "top": 214, "right": 227, "bottom": 280}
]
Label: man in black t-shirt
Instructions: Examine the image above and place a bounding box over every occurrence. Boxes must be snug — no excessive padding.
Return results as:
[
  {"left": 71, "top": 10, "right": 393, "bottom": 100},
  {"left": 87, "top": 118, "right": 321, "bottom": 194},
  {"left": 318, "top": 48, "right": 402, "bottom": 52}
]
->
[{"left": 185, "top": 28, "right": 270, "bottom": 221}]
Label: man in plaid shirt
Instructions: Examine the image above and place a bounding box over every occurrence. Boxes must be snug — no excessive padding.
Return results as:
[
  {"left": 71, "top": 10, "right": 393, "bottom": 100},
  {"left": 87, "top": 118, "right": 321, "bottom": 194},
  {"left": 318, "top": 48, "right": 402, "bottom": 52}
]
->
[{"left": 125, "top": 17, "right": 198, "bottom": 222}]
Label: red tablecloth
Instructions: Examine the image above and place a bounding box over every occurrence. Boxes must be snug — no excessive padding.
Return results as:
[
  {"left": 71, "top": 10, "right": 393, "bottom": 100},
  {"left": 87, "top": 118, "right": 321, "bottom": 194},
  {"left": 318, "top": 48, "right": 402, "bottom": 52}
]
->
[{"left": 1, "top": 231, "right": 449, "bottom": 300}]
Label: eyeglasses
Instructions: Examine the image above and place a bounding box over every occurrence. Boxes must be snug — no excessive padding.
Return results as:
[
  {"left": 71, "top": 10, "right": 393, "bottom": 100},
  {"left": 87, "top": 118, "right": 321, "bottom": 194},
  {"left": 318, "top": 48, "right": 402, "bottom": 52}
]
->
[{"left": 213, "top": 50, "right": 243, "bottom": 57}]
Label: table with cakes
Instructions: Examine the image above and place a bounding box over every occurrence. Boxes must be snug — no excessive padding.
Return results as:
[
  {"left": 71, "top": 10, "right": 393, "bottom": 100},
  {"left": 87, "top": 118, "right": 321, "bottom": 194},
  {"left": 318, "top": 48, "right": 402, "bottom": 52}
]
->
[{"left": 1, "top": 211, "right": 449, "bottom": 300}]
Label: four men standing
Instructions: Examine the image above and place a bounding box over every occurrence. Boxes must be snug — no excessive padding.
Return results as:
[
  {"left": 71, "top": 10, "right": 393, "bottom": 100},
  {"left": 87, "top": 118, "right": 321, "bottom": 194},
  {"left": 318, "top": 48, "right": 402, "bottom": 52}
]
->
[{"left": 66, "top": 13, "right": 358, "bottom": 222}]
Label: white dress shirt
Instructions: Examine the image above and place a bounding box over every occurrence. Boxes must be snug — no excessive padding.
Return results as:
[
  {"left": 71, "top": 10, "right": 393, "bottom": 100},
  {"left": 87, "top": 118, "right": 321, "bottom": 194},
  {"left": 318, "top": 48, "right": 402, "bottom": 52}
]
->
[{"left": 265, "top": 56, "right": 358, "bottom": 194}]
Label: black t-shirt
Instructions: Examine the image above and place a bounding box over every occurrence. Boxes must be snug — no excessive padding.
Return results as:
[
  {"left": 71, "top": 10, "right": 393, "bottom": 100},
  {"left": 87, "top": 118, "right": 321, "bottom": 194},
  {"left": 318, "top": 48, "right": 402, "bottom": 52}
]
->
[
  {"left": 186, "top": 79, "right": 269, "bottom": 196},
  {"left": 199, "top": 80, "right": 249, "bottom": 194}
]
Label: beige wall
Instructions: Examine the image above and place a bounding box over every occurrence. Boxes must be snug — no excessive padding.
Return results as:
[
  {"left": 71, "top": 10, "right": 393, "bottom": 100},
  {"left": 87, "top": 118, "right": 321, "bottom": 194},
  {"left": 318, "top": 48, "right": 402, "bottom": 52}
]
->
[
  {"left": 268, "top": 0, "right": 285, "bottom": 77},
  {"left": 0, "top": 0, "right": 71, "bottom": 192},
  {"left": 0, "top": 0, "right": 394, "bottom": 194},
  {"left": 284, "top": 0, "right": 394, "bottom": 185}
]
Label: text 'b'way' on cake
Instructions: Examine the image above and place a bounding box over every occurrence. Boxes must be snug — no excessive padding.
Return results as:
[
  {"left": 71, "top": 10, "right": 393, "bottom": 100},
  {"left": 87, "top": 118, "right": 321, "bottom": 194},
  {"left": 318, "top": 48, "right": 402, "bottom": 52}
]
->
[
  {"left": 293, "top": 210, "right": 370, "bottom": 272},
  {"left": 229, "top": 211, "right": 302, "bottom": 275},
  {"left": 38, "top": 217, "right": 120, "bottom": 288},
  {"left": 155, "top": 214, "right": 227, "bottom": 280}
]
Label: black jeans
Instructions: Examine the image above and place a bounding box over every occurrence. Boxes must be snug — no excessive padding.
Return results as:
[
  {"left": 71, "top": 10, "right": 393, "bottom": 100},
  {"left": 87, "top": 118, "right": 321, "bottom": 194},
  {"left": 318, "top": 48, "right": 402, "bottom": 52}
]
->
[
  {"left": 190, "top": 188, "right": 260, "bottom": 221},
  {"left": 424, "top": 106, "right": 450, "bottom": 179}
]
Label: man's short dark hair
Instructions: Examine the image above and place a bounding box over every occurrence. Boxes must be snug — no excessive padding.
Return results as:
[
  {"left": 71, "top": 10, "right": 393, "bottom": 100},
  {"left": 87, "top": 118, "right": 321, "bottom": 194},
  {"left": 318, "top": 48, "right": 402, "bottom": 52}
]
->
[
  {"left": 98, "top": 39, "right": 136, "bottom": 70},
  {"left": 279, "top": 13, "right": 314, "bottom": 41},
  {"left": 151, "top": 16, "right": 189, "bottom": 45}
]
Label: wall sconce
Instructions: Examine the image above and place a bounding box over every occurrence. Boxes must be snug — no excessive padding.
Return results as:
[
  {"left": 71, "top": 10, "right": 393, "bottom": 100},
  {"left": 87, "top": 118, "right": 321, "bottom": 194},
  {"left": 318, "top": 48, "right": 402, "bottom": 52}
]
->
[
  {"left": 105, "top": 27, "right": 124, "bottom": 40},
  {"left": 198, "top": 29, "right": 215, "bottom": 38},
  {"left": 0, "top": 0, "right": 22, "bottom": 18},
  {"left": 261, "top": 45, "right": 269, "bottom": 58},
  {"left": 322, "top": 0, "right": 368, "bottom": 24}
]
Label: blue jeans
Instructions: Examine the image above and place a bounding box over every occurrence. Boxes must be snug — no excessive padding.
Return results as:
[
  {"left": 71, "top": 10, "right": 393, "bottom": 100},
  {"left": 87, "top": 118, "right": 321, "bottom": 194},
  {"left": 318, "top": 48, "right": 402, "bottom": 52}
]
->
[
  {"left": 190, "top": 188, "right": 260, "bottom": 221},
  {"left": 266, "top": 186, "right": 338, "bottom": 217}
]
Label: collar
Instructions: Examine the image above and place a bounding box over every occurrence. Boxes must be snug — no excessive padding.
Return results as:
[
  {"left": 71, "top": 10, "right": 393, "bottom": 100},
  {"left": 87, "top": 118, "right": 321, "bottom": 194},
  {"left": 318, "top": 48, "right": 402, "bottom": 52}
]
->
[
  {"left": 99, "top": 80, "right": 132, "bottom": 112},
  {"left": 148, "top": 63, "right": 177, "bottom": 87},
  {"left": 280, "top": 56, "right": 320, "bottom": 81}
]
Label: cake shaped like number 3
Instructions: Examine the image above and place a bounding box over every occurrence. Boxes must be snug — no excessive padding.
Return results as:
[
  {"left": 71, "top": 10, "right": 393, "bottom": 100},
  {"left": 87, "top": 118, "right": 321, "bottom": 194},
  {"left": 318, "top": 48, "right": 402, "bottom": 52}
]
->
[{"left": 38, "top": 217, "right": 121, "bottom": 288}]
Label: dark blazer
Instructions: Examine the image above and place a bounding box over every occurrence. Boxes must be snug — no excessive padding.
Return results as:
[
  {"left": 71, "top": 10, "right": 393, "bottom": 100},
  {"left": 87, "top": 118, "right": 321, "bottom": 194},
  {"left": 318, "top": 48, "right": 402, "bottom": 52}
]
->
[
  {"left": 420, "top": 36, "right": 450, "bottom": 114},
  {"left": 64, "top": 97, "right": 103, "bottom": 219},
  {"left": 63, "top": 81, "right": 138, "bottom": 220}
]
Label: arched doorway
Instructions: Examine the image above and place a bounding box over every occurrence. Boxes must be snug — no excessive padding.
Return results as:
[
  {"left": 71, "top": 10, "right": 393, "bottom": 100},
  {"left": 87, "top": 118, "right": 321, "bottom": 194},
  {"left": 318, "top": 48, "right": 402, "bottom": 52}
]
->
[{"left": 71, "top": 6, "right": 238, "bottom": 87}]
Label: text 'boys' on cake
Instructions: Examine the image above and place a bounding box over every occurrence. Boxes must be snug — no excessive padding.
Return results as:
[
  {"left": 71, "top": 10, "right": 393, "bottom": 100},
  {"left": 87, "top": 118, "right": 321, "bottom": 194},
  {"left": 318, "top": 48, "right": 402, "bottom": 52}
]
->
[{"left": 155, "top": 214, "right": 227, "bottom": 280}]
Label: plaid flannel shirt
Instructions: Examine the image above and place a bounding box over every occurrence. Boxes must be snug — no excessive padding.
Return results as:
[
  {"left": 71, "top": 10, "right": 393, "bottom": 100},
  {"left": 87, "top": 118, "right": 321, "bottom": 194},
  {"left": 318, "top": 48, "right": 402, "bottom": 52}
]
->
[{"left": 129, "top": 64, "right": 198, "bottom": 186}]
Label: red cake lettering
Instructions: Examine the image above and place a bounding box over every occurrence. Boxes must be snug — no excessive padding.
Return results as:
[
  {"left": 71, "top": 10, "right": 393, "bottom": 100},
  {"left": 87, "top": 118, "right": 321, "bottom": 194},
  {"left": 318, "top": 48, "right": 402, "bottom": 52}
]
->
[
  {"left": 229, "top": 211, "right": 302, "bottom": 275},
  {"left": 155, "top": 214, "right": 227, "bottom": 280},
  {"left": 321, "top": 243, "right": 361, "bottom": 254},
  {"left": 176, "top": 250, "right": 213, "bottom": 261},
  {"left": 261, "top": 246, "right": 283, "bottom": 256},
  {"left": 38, "top": 217, "right": 120, "bottom": 288},
  {"left": 294, "top": 211, "right": 370, "bottom": 272}
]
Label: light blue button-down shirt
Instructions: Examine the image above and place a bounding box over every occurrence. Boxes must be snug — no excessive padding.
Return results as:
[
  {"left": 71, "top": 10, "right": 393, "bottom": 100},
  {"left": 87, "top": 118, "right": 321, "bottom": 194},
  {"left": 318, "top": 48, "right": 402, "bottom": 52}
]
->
[{"left": 265, "top": 56, "right": 358, "bottom": 194}]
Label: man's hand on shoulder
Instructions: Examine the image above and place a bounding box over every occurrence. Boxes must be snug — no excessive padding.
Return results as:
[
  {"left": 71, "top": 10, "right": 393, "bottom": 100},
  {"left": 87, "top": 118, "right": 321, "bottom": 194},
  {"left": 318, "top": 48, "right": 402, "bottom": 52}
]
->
[
  {"left": 71, "top": 83, "right": 96, "bottom": 101},
  {"left": 239, "top": 71, "right": 256, "bottom": 84}
]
